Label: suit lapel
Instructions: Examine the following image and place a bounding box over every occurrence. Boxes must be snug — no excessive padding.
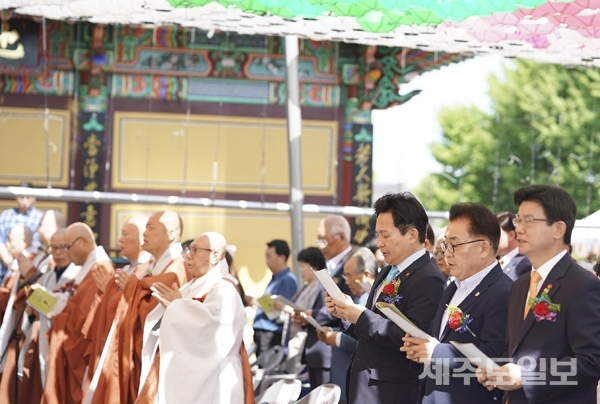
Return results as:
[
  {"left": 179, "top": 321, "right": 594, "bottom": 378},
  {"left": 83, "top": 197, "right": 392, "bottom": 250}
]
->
[
  {"left": 366, "top": 264, "right": 392, "bottom": 309},
  {"left": 510, "top": 255, "right": 570, "bottom": 356},
  {"left": 431, "top": 282, "right": 457, "bottom": 338},
  {"left": 439, "top": 265, "right": 502, "bottom": 341}
]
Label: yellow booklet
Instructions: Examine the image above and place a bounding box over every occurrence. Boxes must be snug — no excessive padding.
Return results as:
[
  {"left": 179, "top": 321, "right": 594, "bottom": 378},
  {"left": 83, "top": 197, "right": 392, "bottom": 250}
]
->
[{"left": 26, "top": 286, "right": 65, "bottom": 318}]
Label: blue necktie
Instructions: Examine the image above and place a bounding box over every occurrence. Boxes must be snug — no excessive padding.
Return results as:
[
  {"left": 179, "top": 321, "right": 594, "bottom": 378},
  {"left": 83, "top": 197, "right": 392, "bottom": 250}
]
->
[{"left": 386, "top": 265, "right": 399, "bottom": 282}]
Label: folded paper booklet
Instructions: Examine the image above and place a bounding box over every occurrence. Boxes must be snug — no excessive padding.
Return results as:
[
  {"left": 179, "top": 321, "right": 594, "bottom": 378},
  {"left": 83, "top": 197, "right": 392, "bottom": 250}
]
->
[
  {"left": 449, "top": 341, "right": 501, "bottom": 371},
  {"left": 257, "top": 294, "right": 280, "bottom": 320},
  {"left": 300, "top": 312, "right": 327, "bottom": 333},
  {"left": 314, "top": 269, "right": 347, "bottom": 302},
  {"left": 376, "top": 302, "right": 431, "bottom": 340},
  {"left": 26, "top": 285, "right": 67, "bottom": 318},
  {"left": 272, "top": 294, "right": 301, "bottom": 314}
]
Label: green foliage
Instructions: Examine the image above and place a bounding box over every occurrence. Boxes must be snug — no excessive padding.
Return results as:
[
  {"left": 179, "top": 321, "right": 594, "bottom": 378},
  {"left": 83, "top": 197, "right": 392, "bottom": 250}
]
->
[{"left": 416, "top": 60, "right": 600, "bottom": 217}]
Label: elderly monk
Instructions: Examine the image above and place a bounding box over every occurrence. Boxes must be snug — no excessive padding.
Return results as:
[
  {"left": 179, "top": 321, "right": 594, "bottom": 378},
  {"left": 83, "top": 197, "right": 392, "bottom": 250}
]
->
[
  {"left": 116, "top": 210, "right": 188, "bottom": 404},
  {"left": 82, "top": 215, "right": 151, "bottom": 404},
  {"left": 23, "top": 228, "right": 79, "bottom": 399},
  {"left": 41, "top": 223, "right": 114, "bottom": 404},
  {"left": 139, "top": 232, "right": 246, "bottom": 403}
]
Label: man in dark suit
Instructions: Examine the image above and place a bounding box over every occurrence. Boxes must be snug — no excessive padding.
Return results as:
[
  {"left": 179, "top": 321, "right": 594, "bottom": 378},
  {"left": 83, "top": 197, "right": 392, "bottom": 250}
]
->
[
  {"left": 401, "top": 203, "right": 512, "bottom": 403},
  {"left": 478, "top": 185, "right": 600, "bottom": 403},
  {"left": 312, "top": 215, "right": 358, "bottom": 396},
  {"left": 326, "top": 193, "right": 445, "bottom": 404},
  {"left": 496, "top": 211, "right": 531, "bottom": 281}
]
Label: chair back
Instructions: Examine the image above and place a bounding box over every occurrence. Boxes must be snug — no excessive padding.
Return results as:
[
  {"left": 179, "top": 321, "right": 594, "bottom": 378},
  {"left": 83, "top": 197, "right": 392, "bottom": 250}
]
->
[
  {"left": 293, "top": 383, "right": 341, "bottom": 404},
  {"left": 255, "top": 379, "right": 302, "bottom": 404}
]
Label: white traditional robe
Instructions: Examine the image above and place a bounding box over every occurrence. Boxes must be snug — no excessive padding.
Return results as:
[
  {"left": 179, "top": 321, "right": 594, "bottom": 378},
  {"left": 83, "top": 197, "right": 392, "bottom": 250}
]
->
[{"left": 141, "top": 260, "right": 246, "bottom": 404}]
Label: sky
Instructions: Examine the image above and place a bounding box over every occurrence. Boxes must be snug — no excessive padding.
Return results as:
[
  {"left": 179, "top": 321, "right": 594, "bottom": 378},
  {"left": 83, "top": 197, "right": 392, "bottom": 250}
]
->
[{"left": 371, "top": 54, "right": 508, "bottom": 191}]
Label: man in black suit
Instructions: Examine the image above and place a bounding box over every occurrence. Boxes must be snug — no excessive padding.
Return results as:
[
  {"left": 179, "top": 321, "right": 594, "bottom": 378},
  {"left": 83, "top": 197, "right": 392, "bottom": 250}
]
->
[
  {"left": 326, "top": 193, "right": 445, "bottom": 404},
  {"left": 478, "top": 185, "right": 600, "bottom": 403},
  {"left": 311, "top": 215, "right": 357, "bottom": 393},
  {"left": 496, "top": 211, "right": 531, "bottom": 281},
  {"left": 401, "top": 203, "right": 512, "bottom": 403}
]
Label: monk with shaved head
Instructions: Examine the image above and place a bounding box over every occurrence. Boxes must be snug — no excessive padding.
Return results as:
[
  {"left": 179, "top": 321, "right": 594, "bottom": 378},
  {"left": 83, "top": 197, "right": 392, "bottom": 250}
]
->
[
  {"left": 106, "top": 210, "right": 189, "bottom": 404},
  {"left": 81, "top": 215, "right": 152, "bottom": 404},
  {"left": 138, "top": 231, "right": 249, "bottom": 403},
  {"left": 42, "top": 222, "right": 114, "bottom": 404}
]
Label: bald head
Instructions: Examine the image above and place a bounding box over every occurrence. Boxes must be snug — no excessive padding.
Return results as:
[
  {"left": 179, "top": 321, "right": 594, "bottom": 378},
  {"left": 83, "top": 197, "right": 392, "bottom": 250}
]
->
[
  {"left": 64, "top": 222, "right": 96, "bottom": 265},
  {"left": 7, "top": 224, "right": 32, "bottom": 257},
  {"left": 203, "top": 232, "right": 227, "bottom": 261},
  {"left": 186, "top": 232, "right": 227, "bottom": 278},
  {"left": 38, "top": 210, "right": 67, "bottom": 247},
  {"left": 126, "top": 215, "right": 149, "bottom": 237},
  {"left": 143, "top": 210, "right": 183, "bottom": 258}
]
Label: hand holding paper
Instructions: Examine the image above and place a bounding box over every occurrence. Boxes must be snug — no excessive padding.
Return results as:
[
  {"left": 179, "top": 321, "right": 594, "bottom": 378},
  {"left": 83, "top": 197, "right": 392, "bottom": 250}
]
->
[{"left": 326, "top": 292, "right": 366, "bottom": 324}]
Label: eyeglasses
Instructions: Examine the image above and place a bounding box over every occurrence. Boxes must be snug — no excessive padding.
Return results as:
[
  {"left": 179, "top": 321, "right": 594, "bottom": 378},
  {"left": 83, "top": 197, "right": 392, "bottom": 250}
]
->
[
  {"left": 512, "top": 215, "right": 550, "bottom": 227},
  {"left": 433, "top": 251, "right": 444, "bottom": 258},
  {"left": 440, "top": 239, "right": 485, "bottom": 255},
  {"left": 315, "top": 234, "right": 340, "bottom": 248},
  {"left": 184, "top": 246, "right": 214, "bottom": 257},
  {"left": 49, "top": 245, "right": 68, "bottom": 253},
  {"left": 65, "top": 236, "right": 83, "bottom": 251}
]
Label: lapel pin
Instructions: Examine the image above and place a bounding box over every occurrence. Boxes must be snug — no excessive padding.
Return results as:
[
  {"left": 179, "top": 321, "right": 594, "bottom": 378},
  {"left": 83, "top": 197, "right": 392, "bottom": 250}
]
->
[{"left": 475, "top": 292, "right": 480, "bottom": 297}]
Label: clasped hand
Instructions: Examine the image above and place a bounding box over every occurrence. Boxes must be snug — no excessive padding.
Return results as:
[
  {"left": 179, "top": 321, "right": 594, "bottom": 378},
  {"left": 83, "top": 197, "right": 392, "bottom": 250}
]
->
[{"left": 150, "top": 282, "right": 182, "bottom": 307}]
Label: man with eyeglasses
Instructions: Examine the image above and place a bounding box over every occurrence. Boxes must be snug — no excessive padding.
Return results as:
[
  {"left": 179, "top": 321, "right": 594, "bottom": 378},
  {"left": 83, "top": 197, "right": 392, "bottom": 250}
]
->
[
  {"left": 401, "top": 203, "right": 512, "bottom": 403},
  {"left": 42, "top": 222, "right": 114, "bottom": 404},
  {"left": 82, "top": 215, "right": 152, "bottom": 404},
  {"left": 250, "top": 239, "right": 298, "bottom": 357},
  {"left": 22, "top": 228, "right": 79, "bottom": 402},
  {"left": 478, "top": 185, "right": 600, "bottom": 404},
  {"left": 137, "top": 232, "right": 248, "bottom": 404},
  {"left": 326, "top": 192, "right": 444, "bottom": 404},
  {"left": 18, "top": 211, "right": 70, "bottom": 402},
  {"left": 496, "top": 212, "right": 531, "bottom": 281},
  {"left": 112, "top": 210, "right": 188, "bottom": 404}
]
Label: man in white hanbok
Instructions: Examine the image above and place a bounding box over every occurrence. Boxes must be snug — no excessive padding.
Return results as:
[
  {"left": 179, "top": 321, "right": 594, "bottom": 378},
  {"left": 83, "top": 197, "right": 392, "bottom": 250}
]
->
[{"left": 143, "top": 232, "right": 246, "bottom": 404}]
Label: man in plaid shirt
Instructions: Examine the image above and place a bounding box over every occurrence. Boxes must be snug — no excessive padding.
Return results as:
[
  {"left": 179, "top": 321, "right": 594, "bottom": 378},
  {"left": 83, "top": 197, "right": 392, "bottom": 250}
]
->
[{"left": 0, "top": 182, "right": 43, "bottom": 281}]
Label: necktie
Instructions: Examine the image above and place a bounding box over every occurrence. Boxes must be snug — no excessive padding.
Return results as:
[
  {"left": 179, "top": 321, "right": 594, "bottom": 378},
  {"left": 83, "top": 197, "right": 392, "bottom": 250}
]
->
[
  {"left": 524, "top": 271, "right": 542, "bottom": 319},
  {"left": 386, "top": 265, "right": 399, "bottom": 282}
]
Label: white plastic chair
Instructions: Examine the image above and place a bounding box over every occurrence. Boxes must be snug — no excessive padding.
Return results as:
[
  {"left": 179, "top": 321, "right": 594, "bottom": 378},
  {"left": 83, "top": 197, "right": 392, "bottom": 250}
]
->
[
  {"left": 293, "top": 383, "right": 341, "bottom": 404},
  {"left": 257, "top": 353, "right": 306, "bottom": 394},
  {"left": 255, "top": 379, "right": 302, "bottom": 404},
  {"left": 251, "top": 345, "right": 286, "bottom": 391}
]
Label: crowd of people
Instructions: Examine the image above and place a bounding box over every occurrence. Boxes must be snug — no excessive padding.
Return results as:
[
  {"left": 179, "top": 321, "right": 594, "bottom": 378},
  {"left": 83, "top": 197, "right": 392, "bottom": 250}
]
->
[{"left": 0, "top": 183, "right": 598, "bottom": 404}]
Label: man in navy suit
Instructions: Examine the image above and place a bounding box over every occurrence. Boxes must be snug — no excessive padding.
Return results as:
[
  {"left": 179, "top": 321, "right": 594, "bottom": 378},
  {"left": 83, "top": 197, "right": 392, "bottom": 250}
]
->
[
  {"left": 496, "top": 211, "right": 531, "bottom": 281},
  {"left": 326, "top": 193, "right": 445, "bottom": 404},
  {"left": 478, "top": 185, "right": 600, "bottom": 403},
  {"left": 401, "top": 203, "right": 512, "bottom": 403}
]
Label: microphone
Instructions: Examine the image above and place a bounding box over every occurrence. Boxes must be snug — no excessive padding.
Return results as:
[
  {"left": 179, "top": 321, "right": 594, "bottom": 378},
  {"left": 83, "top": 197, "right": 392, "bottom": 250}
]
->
[{"left": 18, "top": 272, "right": 43, "bottom": 289}]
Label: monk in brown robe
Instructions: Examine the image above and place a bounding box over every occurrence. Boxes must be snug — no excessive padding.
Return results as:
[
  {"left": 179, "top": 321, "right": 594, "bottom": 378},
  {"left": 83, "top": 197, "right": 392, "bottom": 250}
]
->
[
  {"left": 41, "top": 223, "right": 114, "bottom": 404},
  {"left": 114, "top": 211, "right": 188, "bottom": 404},
  {"left": 81, "top": 215, "right": 151, "bottom": 403}
]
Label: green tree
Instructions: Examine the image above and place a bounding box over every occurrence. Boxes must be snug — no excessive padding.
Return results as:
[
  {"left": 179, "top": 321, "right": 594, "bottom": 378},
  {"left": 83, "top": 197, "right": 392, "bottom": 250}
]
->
[{"left": 416, "top": 60, "right": 600, "bottom": 218}]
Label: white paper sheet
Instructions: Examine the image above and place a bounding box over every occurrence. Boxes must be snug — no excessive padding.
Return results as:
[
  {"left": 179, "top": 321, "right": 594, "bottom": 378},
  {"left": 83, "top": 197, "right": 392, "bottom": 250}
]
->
[
  {"left": 300, "top": 312, "right": 327, "bottom": 333},
  {"left": 272, "top": 294, "right": 301, "bottom": 312},
  {"left": 449, "top": 341, "right": 501, "bottom": 371},
  {"left": 376, "top": 302, "right": 431, "bottom": 339},
  {"left": 314, "top": 269, "right": 347, "bottom": 302}
]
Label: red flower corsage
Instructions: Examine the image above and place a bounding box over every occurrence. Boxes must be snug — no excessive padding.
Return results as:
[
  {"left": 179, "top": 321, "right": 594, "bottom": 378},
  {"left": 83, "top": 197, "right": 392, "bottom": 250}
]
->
[
  {"left": 529, "top": 285, "right": 560, "bottom": 322},
  {"left": 382, "top": 278, "right": 402, "bottom": 304},
  {"left": 446, "top": 305, "right": 476, "bottom": 337},
  {"left": 54, "top": 279, "right": 75, "bottom": 296}
]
